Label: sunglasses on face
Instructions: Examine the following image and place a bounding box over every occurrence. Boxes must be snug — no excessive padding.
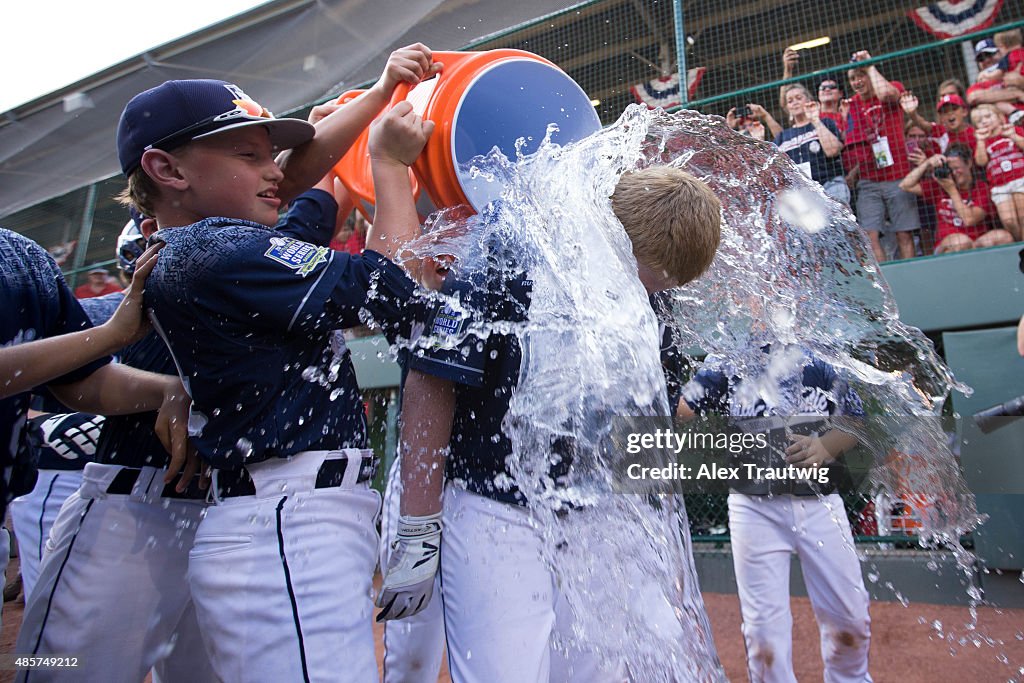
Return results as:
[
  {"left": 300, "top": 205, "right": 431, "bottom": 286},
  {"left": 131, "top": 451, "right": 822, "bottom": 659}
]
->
[{"left": 819, "top": 84, "right": 839, "bottom": 90}]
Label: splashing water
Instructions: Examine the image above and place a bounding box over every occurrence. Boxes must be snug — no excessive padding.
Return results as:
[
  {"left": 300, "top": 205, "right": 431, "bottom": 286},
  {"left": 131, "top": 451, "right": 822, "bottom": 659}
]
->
[{"left": 399, "top": 104, "right": 986, "bottom": 680}]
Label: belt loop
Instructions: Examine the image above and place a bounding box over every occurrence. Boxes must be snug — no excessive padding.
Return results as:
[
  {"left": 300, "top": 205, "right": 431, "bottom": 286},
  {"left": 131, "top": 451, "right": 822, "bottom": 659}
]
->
[
  {"left": 340, "top": 450, "right": 360, "bottom": 490},
  {"left": 208, "top": 469, "right": 223, "bottom": 505},
  {"left": 130, "top": 468, "right": 154, "bottom": 501},
  {"left": 144, "top": 467, "right": 165, "bottom": 499}
]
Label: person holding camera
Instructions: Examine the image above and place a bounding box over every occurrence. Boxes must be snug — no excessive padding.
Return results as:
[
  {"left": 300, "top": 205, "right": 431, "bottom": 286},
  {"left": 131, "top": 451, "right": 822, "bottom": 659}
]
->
[
  {"left": 845, "top": 50, "right": 920, "bottom": 261},
  {"left": 778, "top": 48, "right": 845, "bottom": 127},
  {"left": 726, "top": 103, "right": 783, "bottom": 141},
  {"left": 775, "top": 84, "right": 848, "bottom": 205},
  {"left": 899, "top": 144, "right": 1014, "bottom": 253}
]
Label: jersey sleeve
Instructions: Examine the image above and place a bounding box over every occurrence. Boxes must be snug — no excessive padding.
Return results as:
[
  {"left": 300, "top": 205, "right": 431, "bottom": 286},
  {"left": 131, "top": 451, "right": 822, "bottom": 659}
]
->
[
  {"left": 275, "top": 189, "right": 339, "bottom": 246},
  {"left": 324, "top": 250, "right": 419, "bottom": 342},
  {"left": 680, "top": 366, "right": 729, "bottom": 415},
  {"left": 36, "top": 245, "right": 112, "bottom": 385},
  {"left": 197, "top": 222, "right": 416, "bottom": 341},
  {"left": 406, "top": 272, "right": 491, "bottom": 387},
  {"left": 839, "top": 384, "right": 865, "bottom": 417}
]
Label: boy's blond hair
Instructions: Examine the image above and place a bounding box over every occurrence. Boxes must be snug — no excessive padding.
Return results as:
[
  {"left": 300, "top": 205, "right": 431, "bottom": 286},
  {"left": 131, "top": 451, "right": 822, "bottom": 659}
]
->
[
  {"left": 115, "top": 168, "right": 160, "bottom": 217},
  {"left": 994, "top": 29, "right": 1023, "bottom": 50},
  {"left": 611, "top": 166, "right": 721, "bottom": 286},
  {"left": 970, "top": 103, "right": 1005, "bottom": 126}
]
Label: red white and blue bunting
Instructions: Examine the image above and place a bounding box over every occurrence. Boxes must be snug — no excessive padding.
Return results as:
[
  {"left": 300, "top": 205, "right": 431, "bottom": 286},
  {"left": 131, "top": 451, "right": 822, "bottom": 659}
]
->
[
  {"left": 908, "top": 0, "right": 1004, "bottom": 39},
  {"left": 630, "top": 68, "right": 706, "bottom": 110}
]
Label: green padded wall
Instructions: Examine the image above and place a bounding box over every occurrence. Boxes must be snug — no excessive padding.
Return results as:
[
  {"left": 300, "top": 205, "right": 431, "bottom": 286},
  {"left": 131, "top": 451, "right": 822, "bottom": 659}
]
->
[
  {"left": 943, "top": 326, "right": 1024, "bottom": 571},
  {"left": 881, "top": 245, "right": 1023, "bottom": 333},
  {"left": 346, "top": 335, "right": 401, "bottom": 389}
]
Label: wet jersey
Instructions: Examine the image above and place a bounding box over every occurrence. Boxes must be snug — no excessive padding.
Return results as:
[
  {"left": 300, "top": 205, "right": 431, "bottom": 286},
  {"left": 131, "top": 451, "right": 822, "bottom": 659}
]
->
[
  {"left": 681, "top": 346, "right": 864, "bottom": 495},
  {"left": 79, "top": 291, "right": 125, "bottom": 327},
  {"left": 145, "top": 190, "right": 417, "bottom": 470},
  {"left": 407, "top": 257, "right": 534, "bottom": 506},
  {"left": 0, "top": 228, "right": 110, "bottom": 510}
]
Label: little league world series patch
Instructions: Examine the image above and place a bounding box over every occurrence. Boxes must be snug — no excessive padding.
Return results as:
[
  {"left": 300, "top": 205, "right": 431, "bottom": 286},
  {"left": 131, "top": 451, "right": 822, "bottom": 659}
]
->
[
  {"left": 264, "top": 237, "right": 329, "bottom": 277},
  {"left": 432, "top": 303, "right": 468, "bottom": 337}
]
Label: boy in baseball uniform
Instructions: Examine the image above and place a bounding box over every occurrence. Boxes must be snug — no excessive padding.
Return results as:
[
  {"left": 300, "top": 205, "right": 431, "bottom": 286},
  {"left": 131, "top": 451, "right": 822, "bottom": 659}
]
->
[
  {"left": 63, "top": 45, "right": 438, "bottom": 683},
  {"left": 679, "top": 343, "right": 873, "bottom": 683},
  {"left": 378, "top": 167, "right": 723, "bottom": 681}
]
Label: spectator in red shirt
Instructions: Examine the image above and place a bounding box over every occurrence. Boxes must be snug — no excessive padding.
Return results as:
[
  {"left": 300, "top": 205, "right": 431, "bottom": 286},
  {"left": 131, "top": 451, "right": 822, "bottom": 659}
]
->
[
  {"left": 901, "top": 92, "right": 976, "bottom": 154},
  {"left": 899, "top": 144, "right": 1013, "bottom": 253},
  {"left": 972, "top": 103, "right": 1024, "bottom": 240},
  {"left": 844, "top": 50, "right": 919, "bottom": 261},
  {"left": 74, "top": 267, "right": 123, "bottom": 299},
  {"left": 904, "top": 123, "right": 940, "bottom": 250},
  {"left": 905, "top": 123, "right": 939, "bottom": 166}
]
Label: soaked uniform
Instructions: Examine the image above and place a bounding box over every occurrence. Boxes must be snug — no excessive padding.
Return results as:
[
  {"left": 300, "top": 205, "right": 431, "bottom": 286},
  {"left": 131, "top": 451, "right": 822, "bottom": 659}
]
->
[
  {"left": 15, "top": 330, "right": 218, "bottom": 683},
  {"left": 0, "top": 229, "right": 108, "bottom": 518},
  {"left": 406, "top": 244, "right": 639, "bottom": 683},
  {"left": 681, "top": 346, "right": 872, "bottom": 683},
  {"left": 144, "top": 189, "right": 417, "bottom": 683}
]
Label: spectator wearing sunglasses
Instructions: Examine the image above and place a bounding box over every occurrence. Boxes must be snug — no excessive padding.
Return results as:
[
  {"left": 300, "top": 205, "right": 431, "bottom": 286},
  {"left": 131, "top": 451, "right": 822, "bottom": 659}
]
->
[{"left": 817, "top": 80, "right": 845, "bottom": 128}]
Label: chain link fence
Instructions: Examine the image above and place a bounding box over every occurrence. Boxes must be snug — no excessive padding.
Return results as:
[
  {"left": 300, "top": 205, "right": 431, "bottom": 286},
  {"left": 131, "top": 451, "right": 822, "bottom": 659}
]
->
[{"left": 3, "top": 1, "right": 1013, "bottom": 550}]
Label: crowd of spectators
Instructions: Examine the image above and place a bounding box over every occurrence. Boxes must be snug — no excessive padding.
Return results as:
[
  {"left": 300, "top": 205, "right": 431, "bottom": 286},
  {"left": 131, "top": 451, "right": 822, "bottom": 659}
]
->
[{"left": 726, "top": 31, "right": 1024, "bottom": 260}]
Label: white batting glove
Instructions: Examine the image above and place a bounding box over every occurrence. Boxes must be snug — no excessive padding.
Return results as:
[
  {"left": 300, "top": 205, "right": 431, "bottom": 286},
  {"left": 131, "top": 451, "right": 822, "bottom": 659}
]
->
[{"left": 375, "top": 512, "right": 442, "bottom": 622}]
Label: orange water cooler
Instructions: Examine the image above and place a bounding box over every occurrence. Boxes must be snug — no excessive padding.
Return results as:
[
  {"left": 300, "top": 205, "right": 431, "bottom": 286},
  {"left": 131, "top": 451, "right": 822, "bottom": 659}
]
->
[{"left": 333, "top": 49, "right": 602, "bottom": 219}]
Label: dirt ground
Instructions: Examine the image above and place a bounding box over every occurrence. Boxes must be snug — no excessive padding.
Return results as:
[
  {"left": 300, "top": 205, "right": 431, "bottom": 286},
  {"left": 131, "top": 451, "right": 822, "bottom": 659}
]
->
[{"left": 2, "top": 555, "right": 1022, "bottom": 682}]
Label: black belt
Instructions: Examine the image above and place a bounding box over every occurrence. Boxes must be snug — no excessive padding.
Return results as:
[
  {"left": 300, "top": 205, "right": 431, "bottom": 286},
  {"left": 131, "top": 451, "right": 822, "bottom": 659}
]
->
[
  {"left": 730, "top": 424, "right": 836, "bottom": 496},
  {"left": 215, "top": 455, "right": 377, "bottom": 499},
  {"left": 106, "top": 468, "right": 208, "bottom": 500}
]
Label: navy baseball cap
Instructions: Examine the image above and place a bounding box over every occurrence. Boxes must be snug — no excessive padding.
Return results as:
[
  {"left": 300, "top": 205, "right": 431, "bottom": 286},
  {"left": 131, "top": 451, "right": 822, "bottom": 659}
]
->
[
  {"left": 975, "top": 39, "right": 999, "bottom": 58},
  {"left": 117, "top": 79, "right": 315, "bottom": 175}
]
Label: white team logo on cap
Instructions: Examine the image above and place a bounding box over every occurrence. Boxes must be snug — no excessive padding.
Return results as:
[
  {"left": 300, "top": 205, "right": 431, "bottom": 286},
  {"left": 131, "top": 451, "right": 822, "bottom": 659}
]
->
[{"left": 216, "top": 84, "right": 273, "bottom": 122}]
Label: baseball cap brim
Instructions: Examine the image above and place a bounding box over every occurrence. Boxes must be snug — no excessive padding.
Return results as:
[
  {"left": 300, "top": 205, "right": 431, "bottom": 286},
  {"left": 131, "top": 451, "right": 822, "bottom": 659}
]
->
[{"left": 192, "top": 117, "right": 315, "bottom": 152}]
